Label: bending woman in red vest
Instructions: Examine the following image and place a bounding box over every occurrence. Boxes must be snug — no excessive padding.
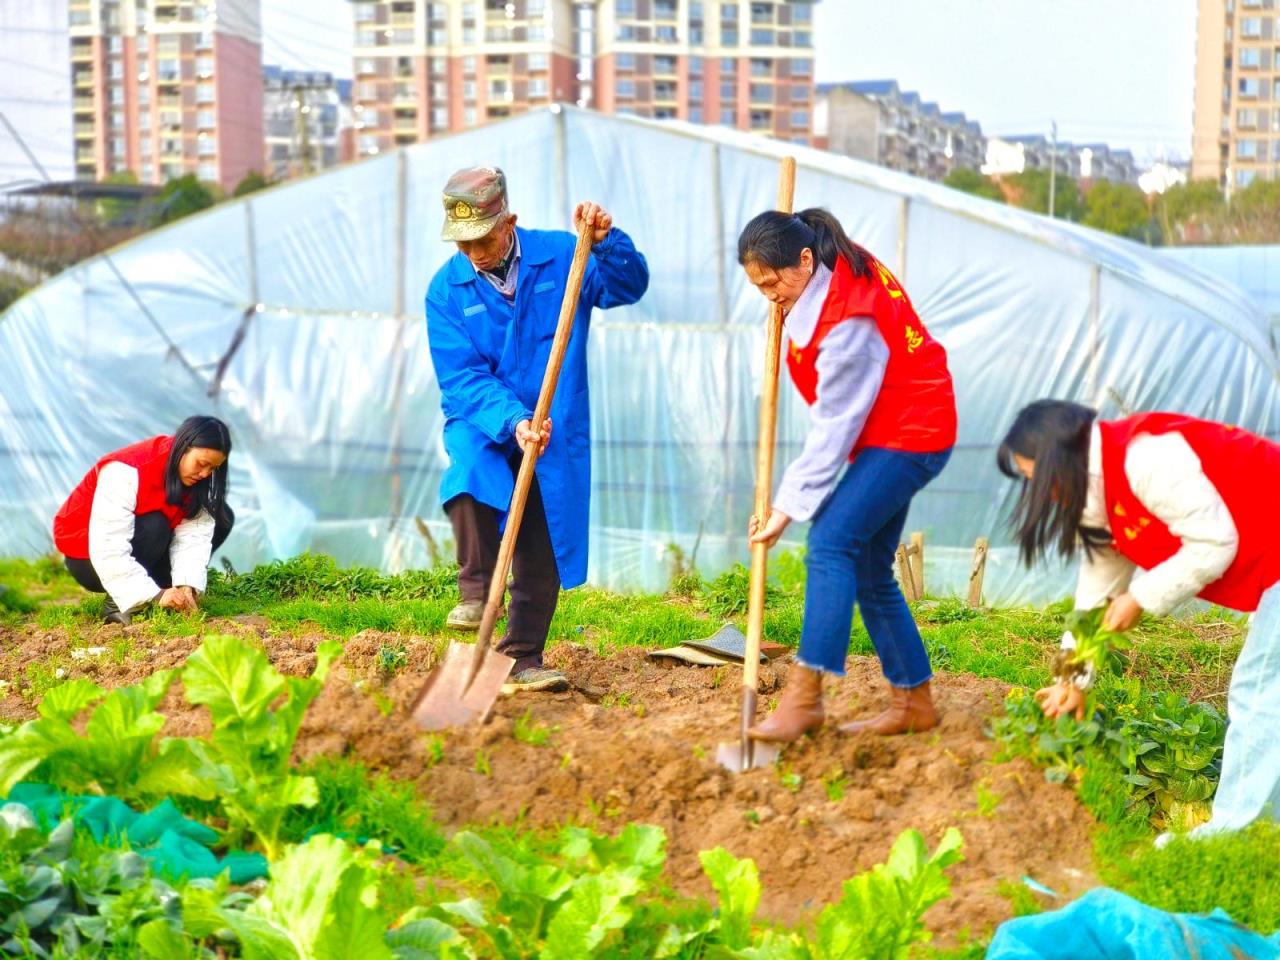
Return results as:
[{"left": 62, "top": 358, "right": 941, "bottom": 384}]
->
[
  {"left": 738, "top": 209, "right": 957, "bottom": 742},
  {"left": 53, "top": 416, "right": 234, "bottom": 626},
  {"left": 999, "top": 399, "right": 1280, "bottom": 842}
]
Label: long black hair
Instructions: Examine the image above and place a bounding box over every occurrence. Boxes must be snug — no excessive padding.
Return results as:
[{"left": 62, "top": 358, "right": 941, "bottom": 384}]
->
[
  {"left": 997, "top": 400, "right": 1111, "bottom": 566},
  {"left": 165, "top": 415, "right": 232, "bottom": 520},
  {"left": 737, "top": 207, "right": 873, "bottom": 279}
]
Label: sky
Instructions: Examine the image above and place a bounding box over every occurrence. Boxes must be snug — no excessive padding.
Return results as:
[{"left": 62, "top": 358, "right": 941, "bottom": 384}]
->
[{"left": 262, "top": 0, "right": 1199, "bottom": 165}]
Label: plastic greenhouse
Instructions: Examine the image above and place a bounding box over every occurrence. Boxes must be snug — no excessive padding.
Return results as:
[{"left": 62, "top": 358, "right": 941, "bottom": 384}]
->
[{"left": 3, "top": 106, "right": 1278, "bottom": 604}]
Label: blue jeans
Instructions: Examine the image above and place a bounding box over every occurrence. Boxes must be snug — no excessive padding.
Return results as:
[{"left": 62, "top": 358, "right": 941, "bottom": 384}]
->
[{"left": 796, "top": 446, "right": 952, "bottom": 685}]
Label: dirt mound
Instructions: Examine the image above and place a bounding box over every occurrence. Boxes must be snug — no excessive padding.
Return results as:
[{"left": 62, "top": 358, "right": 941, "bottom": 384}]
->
[{"left": 0, "top": 622, "right": 1097, "bottom": 940}]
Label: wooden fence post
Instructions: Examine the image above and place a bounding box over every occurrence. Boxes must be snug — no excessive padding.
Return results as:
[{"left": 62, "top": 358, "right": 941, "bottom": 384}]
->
[
  {"left": 895, "top": 544, "right": 916, "bottom": 602},
  {"left": 908, "top": 531, "right": 924, "bottom": 600},
  {"left": 967, "top": 537, "right": 989, "bottom": 608}
]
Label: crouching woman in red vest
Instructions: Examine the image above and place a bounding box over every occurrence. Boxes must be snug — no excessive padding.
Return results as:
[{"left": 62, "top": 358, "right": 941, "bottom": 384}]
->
[
  {"left": 999, "top": 399, "right": 1280, "bottom": 842},
  {"left": 739, "top": 209, "right": 957, "bottom": 742},
  {"left": 53, "top": 416, "right": 234, "bottom": 625}
]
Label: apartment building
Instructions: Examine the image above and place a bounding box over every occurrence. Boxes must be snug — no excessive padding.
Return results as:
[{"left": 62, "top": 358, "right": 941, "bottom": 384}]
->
[
  {"left": 349, "top": 0, "right": 578, "bottom": 158},
  {"left": 349, "top": 0, "right": 818, "bottom": 157},
  {"left": 67, "top": 0, "right": 264, "bottom": 192},
  {"left": 591, "top": 0, "right": 817, "bottom": 142},
  {"left": 263, "top": 66, "right": 345, "bottom": 180},
  {"left": 1192, "top": 0, "right": 1280, "bottom": 187},
  {"left": 815, "top": 80, "right": 986, "bottom": 181}
]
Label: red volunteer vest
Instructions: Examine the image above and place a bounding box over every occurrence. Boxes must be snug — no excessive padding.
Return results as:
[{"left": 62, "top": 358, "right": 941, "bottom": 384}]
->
[
  {"left": 53, "top": 436, "right": 188, "bottom": 560},
  {"left": 785, "top": 253, "right": 957, "bottom": 457},
  {"left": 1099, "top": 413, "right": 1280, "bottom": 612}
]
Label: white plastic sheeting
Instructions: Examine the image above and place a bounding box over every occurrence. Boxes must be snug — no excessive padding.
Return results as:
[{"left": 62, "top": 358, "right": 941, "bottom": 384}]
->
[
  {"left": 1161, "top": 244, "right": 1280, "bottom": 347},
  {"left": 2, "top": 107, "right": 1278, "bottom": 605}
]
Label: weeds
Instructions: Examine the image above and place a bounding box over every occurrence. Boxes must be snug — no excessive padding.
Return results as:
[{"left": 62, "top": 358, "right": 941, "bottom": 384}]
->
[
  {"left": 822, "top": 768, "right": 849, "bottom": 802},
  {"left": 513, "top": 709, "right": 556, "bottom": 747},
  {"left": 474, "top": 749, "right": 492, "bottom": 776}
]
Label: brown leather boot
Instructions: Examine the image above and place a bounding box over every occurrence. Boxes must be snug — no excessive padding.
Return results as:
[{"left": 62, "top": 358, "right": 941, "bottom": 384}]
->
[
  {"left": 746, "top": 664, "right": 825, "bottom": 742},
  {"left": 839, "top": 681, "right": 939, "bottom": 736}
]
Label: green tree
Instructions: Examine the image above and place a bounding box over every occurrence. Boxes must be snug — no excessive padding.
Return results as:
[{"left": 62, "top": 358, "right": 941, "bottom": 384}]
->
[
  {"left": 233, "top": 170, "right": 272, "bottom": 197},
  {"left": 943, "top": 167, "right": 1005, "bottom": 203},
  {"left": 1155, "top": 179, "right": 1226, "bottom": 244},
  {"left": 1083, "top": 180, "right": 1159, "bottom": 243},
  {"left": 154, "top": 174, "right": 218, "bottom": 225},
  {"left": 1230, "top": 176, "right": 1280, "bottom": 243},
  {"left": 1006, "top": 167, "right": 1084, "bottom": 221},
  {"left": 96, "top": 170, "right": 141, "bottom": 225}
]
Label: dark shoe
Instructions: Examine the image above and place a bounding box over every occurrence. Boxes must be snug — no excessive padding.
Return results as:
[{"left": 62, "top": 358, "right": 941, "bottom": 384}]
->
[
  {"left": 102, "top": 597, "right": 131, "bottom": 626},
  {"left": 446, "top": 599, "right": 505, "bottom": 631},
  {"left": 839, "top": 680, "right": 939, "bottom": 736},
  {"left": 746, "top": 664, "right": 825, "bottom": 742},
  {"left": 501, "top": 667, "right": 569, "bottom": 694}
]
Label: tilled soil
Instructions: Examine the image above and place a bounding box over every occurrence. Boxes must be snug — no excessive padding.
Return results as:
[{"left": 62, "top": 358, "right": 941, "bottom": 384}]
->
[{"left": 0, "top": 619, "right": 1097, "bottom": 942}]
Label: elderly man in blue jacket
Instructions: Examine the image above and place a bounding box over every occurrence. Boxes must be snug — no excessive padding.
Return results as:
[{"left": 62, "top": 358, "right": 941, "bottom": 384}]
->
[{"left": 426, "top": 166, "right": 649, "bottom": 693}]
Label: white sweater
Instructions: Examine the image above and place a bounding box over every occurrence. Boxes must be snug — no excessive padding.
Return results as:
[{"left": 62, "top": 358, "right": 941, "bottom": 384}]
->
[
  {"left": 90, "top": 461, "right": 215, "bottom": 612},
  {"left": 773, "top": 262, "right": 890, "bottom": 522},
  {"left": 1061, "top": 423, "right": 1238, "bottom": 650}
]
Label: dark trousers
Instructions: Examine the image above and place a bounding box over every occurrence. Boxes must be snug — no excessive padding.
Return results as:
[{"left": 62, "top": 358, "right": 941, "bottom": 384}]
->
[
  {"left": 65, "top": 506, "right": 235, "bottom": 597},
  {"left": 446, "top": 467, "right": 560, "bottom": 674}
]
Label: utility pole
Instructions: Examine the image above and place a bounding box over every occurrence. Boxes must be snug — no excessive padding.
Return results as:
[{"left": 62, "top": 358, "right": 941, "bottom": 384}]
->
[
  {"left": 293, "top": 83, "right": 313, "bottom": 177},
  {"left": 1048, "top": 119, "right": 1058, "bottom": 218}
]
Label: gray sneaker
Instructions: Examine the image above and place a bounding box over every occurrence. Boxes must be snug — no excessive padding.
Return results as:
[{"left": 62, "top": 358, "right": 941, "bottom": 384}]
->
[
  {"left": 446, "top": 600, "right": 505, "bottom": 630},
  {"left": 501, "top": 667, "right": 569, "bottom": 694}
]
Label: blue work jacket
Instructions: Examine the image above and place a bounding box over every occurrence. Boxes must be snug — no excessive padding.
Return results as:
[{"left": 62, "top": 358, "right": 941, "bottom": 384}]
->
[{"left": 425, "top": 225, "right": 649, "bottom": 588}]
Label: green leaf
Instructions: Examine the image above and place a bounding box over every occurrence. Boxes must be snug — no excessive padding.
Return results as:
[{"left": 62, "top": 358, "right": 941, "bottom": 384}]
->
[
  {"left": 183, "top": 635, "right": 285, "bottom": 732},
  {"left": 131, "top": 739, "right": 222, "bottom": 801},
  {"left": 0, "top": 719, "right": 83, "bottom": 795},
  {"left": 37, "top": 679, "right": 105, "bottom": 721},
  {"left": 386, "top": 918, "right": 465, "bottom": 958},
  {"left": 437, "top": 899, "right": 487, "bottom": 928},
  {"left": 698, "top": 848, "right": 760, "bottom": 950},
  {"left": 541, "top": 868, "right": 642, "bottom": 960},
  {"left": 248, "top": 835, "right": 392, "bottom": 960},
  {"left": 138, "top": 918, "right": 195, "bottom": 959}
]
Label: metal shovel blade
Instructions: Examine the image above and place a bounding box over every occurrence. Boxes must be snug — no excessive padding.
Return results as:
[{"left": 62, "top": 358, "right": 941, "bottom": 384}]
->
[
  {"left": 714, "top": 736, "right": 781, "bottom": 773},
  {"left": 410, "top": 640, "right": 516, "bottom": 731},
  {"left": 714, "top": 686, "right": 781, "bottom": 772}
]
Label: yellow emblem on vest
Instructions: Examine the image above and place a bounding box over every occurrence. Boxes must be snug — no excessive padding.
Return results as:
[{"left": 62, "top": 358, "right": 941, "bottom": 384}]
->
[
  {"left": 789, "top": 340, "right": 803, "bottom": 364},
  {"left": 904, "top": 325, "right": 924, "bottom": 353},
  {"left": 873, "top": 260, "right": 905, "bottom": 300},
  {"left": 453, "top": 200, "right": 474, "bottom": 220},
  {"left": 1114, "top": 503, "right": 1127, "bottom": 517}
]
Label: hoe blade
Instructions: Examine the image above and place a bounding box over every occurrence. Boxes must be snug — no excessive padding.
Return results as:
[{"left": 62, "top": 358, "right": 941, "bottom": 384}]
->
[{"left": 410, "top": 641, "right": 515, "bottom": 731}]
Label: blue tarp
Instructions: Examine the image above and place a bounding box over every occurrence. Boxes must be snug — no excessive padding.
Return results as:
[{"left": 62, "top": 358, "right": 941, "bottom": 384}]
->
[{"left": 987, "top": 888, "right": 1280, "bottom": 959}]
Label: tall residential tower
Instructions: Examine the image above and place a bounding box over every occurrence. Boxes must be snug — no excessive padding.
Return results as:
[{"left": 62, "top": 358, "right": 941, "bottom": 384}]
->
[{"left": 68, "top": 0, "right": 264, "bottom": 191}]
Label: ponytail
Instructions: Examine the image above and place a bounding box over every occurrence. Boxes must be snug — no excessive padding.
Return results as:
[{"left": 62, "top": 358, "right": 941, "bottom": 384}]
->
[
  {"left": 737, "top": 207, "right": 872, "bottom": 279},
  {"left": 794, "top": 208, "right": 871, "bottom": 278}
]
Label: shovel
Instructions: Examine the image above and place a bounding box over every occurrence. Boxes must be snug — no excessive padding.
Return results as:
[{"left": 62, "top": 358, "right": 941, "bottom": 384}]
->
[
  {"left": 715, "top": 155, "right": 796, "bottom": 773},
  {"left": 411, "top": 217, "right": 595, "bottom": 731}
]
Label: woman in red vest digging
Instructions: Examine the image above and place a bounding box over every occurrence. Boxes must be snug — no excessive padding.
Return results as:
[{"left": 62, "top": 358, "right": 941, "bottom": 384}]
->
[
  {"left": 738, "top": 209, "right": 957, "bottom": 742},
  {"left": 53, "top": 416, "right": 234, "bottom": 626},
  {"left": 998, "top": 399, "right": 1280, "bottom": 843}
]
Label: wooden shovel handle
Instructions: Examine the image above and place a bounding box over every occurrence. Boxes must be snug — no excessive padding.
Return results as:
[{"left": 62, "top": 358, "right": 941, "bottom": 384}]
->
[
  {"left": 743, "top": 156, "right": 796, "bottom": 690},
  {"left": 469, "top": 218, "right": 596, "bottom": 679}
]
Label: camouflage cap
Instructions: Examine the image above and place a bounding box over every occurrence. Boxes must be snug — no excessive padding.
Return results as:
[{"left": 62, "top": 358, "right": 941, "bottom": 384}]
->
[{"left": 440, "top": 165, "right": 509, "bottom": 242}]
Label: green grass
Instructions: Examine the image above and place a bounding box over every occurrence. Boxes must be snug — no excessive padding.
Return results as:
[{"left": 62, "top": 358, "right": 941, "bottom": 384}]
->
[{"left": 0, "top": 550, "right": 1266, "bottom": 943}]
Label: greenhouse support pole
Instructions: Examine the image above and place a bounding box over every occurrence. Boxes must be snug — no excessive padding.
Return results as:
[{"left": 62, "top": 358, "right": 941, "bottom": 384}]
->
[
  {"left": 1088, "top": 264, "right": 1101, "bottom": 405},
  {"left": 554, "top": 105, "right": 570, "bottom": 225},
  {"left": 387, "top": 150, "right": 410, "bottom": 550},
  {"left": 712, "top": 142, "right": 734, "bottom": 553},
  {"left": 244, "top": 201, "right": 260, "bottom": 306},
  {"left": 897, "top": 196, "right": 910, "bottom": 282}
]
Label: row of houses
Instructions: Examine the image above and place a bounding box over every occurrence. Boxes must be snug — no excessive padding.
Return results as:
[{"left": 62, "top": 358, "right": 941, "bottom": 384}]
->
[{"left": 814, "top": 79, "right": 1145, "bottom": 186}]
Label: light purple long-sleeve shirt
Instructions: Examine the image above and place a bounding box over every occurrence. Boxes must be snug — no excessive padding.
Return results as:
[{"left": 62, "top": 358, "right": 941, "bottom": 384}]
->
[{"left": 773, "top": 262, "right": 889, "bottom": 522}]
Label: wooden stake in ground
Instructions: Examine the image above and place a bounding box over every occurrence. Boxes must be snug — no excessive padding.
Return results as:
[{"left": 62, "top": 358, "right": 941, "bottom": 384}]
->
[
  {"left": 909, "top": 531, "right": 925, "bottom": 600},
  {"left": 968, "top": 536, "right": 989, "bottom": 608},
  {"left": 895, "top": 544, "right": 917, "bottom": 603}
]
